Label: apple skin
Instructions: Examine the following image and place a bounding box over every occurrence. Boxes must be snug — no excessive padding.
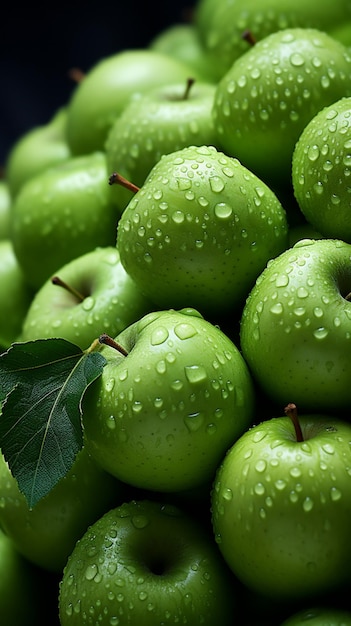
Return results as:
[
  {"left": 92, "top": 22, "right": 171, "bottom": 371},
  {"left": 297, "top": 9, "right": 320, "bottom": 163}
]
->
[
  {"left": 58, "top": 499, "right": 236, "bottom": 626},
  {"left": 292, "top": 97, "right": 351, "bottom": 243},
  {"left": 116, "top": 144, "right": 288, "bottom": 318},
  {"left": 105, "top": 80, "right": 219, "bottom": 212},
  {"left": 280, "top": 606, "right": 351, "bottom": 625},
  {"left": 65, "top": 49, "right": 203, "bottom": 156},
  {"left": 11, "top": 151, "right": 119, "bottom": 290},
  {"left": 211, "top": 413, "right": 351, "bottom": 601},
  {"left": 82, "top": 308, "right": 255, "bottom": 492},
  {"left": 0, "top": 240, "right": 33, "bottom": 349},
  {"left": 212, "top": 28, "right": 351, "bottom": 186},
  {"left": 5, "top": 106, "right": 71, "bottom": 198},
  {"left": 240, "top": 238, "right": 351, "bottom": 412},
  {"left": 0, "top": 446, "right": 126, "bottom": 573},
  {"left": 20, "top": 246, "right": 153, "bottom": 350},
  {"left": 195, "top": 0, "right": 351, "bottom": 81},
  {"left": 0, "top": 180, "right": 11, "bottom": 239}
]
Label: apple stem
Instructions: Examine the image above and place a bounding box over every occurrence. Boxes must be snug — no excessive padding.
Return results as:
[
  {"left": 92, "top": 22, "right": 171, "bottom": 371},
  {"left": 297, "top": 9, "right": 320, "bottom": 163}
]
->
[
  {"left": 183, "top": 77, "right": 195, "bottom": 100},
  {"left": 51, "top": 275, "right": 85, "bottom": 302},
  {"left": 67, "top": 67, "right": 85, "bottom": 83},
  {"left": 108, "top": 172, "right": 140, "bottom": 194},
  {"left": 99, "top": 333, "right": 129, "bottom": 356},
  {"left": 284, "top": 402, "right": 304, "bottom": 442},
  {"left": 242, "top": 29, "right": 257, "bottom": 46},
  {"left": 345, "top": 291, "right": 351, "bottom": 301}
]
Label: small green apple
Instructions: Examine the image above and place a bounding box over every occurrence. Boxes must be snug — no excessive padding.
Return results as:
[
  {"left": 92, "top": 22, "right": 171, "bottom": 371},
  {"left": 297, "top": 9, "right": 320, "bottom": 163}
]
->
[
  {"left": 212, "top": 28, "right": 351, "bottom": 186},
  {"left": 116, "top": 144, "right": 288, "bottom": 318},
  {"left": 0, "top": 445, "right": 125, "bottom": 572},
  {"left": 280, "top": 606, "right": 351, "bottom": 625},
  {"left": 59, "top": 499, "right": 236, "bottom": 626},
  {"left": 212, "top": 406, "right": 351, "bottom": 601},
  {"left": 65, "top": 49, "right": 203, "bottom": 156},
  {"left": 82, "top": 307, "right": 255, "bottom": 492},
  {"left": 240, "top": 238, "right": 351, "bottom": 412},
  {"left": 20, "top": 246, "right": 153, "bottom": 349},
  {"left": 149, "top": 23, "right": 217, "bottom": 83},
  {"left": 194, "top": 0, "right": 351, "bottom": 80},
  {"left": 292, "top": 97, "right": 351, "bottom": 242},
  {"left": 5, "top": 107, "right": 71, "bottom": 198},
  {"left": 105, "top": 79, "right": 219, "bottom": 211},
  {"left": 0, "top": 240, "right": 33, "bottom": 349},
  {"left": 11, "top": 151, "right": 119, "bottom": 290}
]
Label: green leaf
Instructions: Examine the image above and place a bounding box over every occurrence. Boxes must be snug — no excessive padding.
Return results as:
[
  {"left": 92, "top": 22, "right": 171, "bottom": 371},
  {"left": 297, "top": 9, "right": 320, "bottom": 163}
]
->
[{"left": 0, "top": 338, "right": 106, "bottom": 509}]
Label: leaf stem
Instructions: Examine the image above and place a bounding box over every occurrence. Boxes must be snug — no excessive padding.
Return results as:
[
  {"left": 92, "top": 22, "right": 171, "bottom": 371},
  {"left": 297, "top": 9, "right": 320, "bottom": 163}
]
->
[
  {"left": 99, "top": 333, "right": 129, "bottom": 356},
  {"left": 284, "top": 402, "right": 304, "bottom": 442}
]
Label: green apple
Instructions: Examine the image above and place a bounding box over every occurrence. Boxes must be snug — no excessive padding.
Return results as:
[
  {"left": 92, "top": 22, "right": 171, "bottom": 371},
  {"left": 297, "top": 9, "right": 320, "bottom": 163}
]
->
[
  {"left": 211, "top": 407, "right": 351, "bottom": 601},
  {"left": 292, "top": 97, "right": 351, "bottom": 242},
  {"left": 105, "top": 79, "right": 219, "bottom": 211},
  {"left": 149, "top": 23, "right": 217, "bottom": 83},
  {"left": 11, "top": 151, "right": 119, "bottom": 290},
  {"left": 82, "top": 307, "right": 255, "bottom": 492},
  {"left": 240, "top": 238, "right": 351, "bottom": 412},
  {"left": 20, "top": 246, "right": 153, "bottom": 349},
  {"left": 0, "top": 240, "right": 33, "bottom": 349},
  {"left": 280, "top": 606, "right": 351, "bottom": 625},
  {"left": 0, "top": 445, "right": 126, "bottom": 572},
  {"left": 0, "top": 528, "right": 43, "bottom": 625},
  {"left": 59, "top": 499, "right": 236, "bottom": 626},
  {"left": 65, "top": 49, "right": 203, "bottom": 156},
  {"left": 0, "top": 179, "right": 11, "bottom": 239},
  {"left": 5, "top": 107, "right": 71, "bottom": 198},
  {"left": 212, "top": 28, "right": 351, "bottom": 187},
  {"left": 194, "top": 0, "right": 351, "bottom": 81},
  {"left": 116, "top": 144, "right": 288, "bottom": 318}
]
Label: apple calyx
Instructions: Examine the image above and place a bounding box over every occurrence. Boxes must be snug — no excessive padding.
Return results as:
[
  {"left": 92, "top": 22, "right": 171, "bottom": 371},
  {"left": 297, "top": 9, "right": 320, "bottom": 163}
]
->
[
  {"left": 241, "top": 30, "right": 256, "bottom": 46},
  {"left": 284, "top": 402, "right": 304, "bottom": 442},
  {"left": 99, "top": 333, "right": 128, "bottom": 356},
  {"left": 51, "top": 275, "right": 85, "bottom": 302},
  {"left": 108, "top": 172, "right": 140, "bottom": 194}
]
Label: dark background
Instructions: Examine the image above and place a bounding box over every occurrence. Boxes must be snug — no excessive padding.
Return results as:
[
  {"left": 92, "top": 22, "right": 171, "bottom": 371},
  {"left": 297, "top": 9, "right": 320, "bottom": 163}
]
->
[{"left": 0, "top": 2, "right": 198, "bottom": 167}]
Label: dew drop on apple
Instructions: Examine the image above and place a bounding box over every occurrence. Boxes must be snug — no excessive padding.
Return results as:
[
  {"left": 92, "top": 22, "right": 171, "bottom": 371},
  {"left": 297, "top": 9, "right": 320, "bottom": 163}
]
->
[
  {"left": 150, "top": 326, "right": 169, "bottom": 346},
  {"left": 82, "top": 296, "right": 94, "bottom": 311},
  {"left": 313, "top": 327, "right": 329, "bottom": 340},
  {"left": 184, "top": 412, "right": 204, "bottom": 432},
  {"left": 106, "top": 415, "right": 116, "bottom": 430},
  {"left": 184, "top": 364, "right": 207, "bottom": 384},
  {"left": 209, "top": 176, "right": 225, "bottom": 193},
  {"left": 254, "top": 482, "right": 265, "bottom": 496},
  {"left": 84, "top": 564, "right": 98, "bottom": 581},
  {"left": 214, "top": 202, "right": 232, "bottom": 219}
]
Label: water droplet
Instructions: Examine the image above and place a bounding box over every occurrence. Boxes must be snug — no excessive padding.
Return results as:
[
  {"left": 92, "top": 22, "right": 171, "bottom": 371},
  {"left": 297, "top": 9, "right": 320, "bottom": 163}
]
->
[
  {"left": 214, "top": 202, "right": 232, "bottom": 219},
  {"left": 132, "top": 515, "right": 149, "bottom": 529},
  {"left": 209, "top": 176, "right": 225, "bottom": 193},
  {"left": 254, "top": 482, "right": 265, "bottom": 495},
  {"left": 303, "top": 497, "right": 314, "bottom": 512},
  {"left": 313, "top": 327, "right": 329, "bottom": 340},
  {"left": 174, "top": 322, "right": 197, "bottom": 340},
  {"left": 85, "top": 564, "right": 98, "bottom": 581},
  {"left": 184, "top": 412, "right": 204, "bottom": 432},
  {"left": 106, "top": 415, "right": 116, "bottom": 430},
  {"left": 184, "top": 365, "right": 207, "bottom": 384},
  {"left": 151, "top": 326, "right": 169, "bottom": 346},
  {"left": 307, "top": 145, "right": 320, "bottom": 161},
  {"left": 82, "top": 297, "right": 95, "bottom": 311},
  {"left": 255, "top": 460, "right": 267, "bottom": 473}
]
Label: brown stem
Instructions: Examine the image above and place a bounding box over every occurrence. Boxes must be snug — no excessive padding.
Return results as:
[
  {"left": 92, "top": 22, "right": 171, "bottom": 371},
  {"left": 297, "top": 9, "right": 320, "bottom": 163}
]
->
[
  {"left": 68, "top": 67, "right": 85, "bottom": 83},
  {"left": 51, "top": 275, "right": 85, "bottom": 302},
  {"left": 345, "top": 291, "right": 351, "bottom": 301},
  {"left": 284, "top": 403, "right": 304, "bottom": 442},
  {"left": 183, "top": 77, "right": 195, "bottom": 100},
  {"left": 108, "top": 172, "right": 140, "bottom": 194},
  {"left": 242, "top": 29, "right": 257, "bottom": 46},
  {"left": 99, "top": 333, "right": 129, "bottom": 356}
]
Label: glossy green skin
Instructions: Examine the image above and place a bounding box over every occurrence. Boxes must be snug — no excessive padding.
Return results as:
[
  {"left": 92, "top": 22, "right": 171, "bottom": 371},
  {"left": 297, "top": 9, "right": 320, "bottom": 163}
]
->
[
  {"left": 82, "top": 308, "right": 255, "bottom": 492},
  {"left": 65, "top": 50, "right": 203, "bottom": 156},
  {"left": 292, "top": 97, "right": 351, "bottom": 243},
  {"left": 20, "top": 246, "right": 152, "bottom": 350},
  {"left": 150, "top": 23, "right": 218, "bottom": 83},
  {"left": 0, "top": 180, "right": 11, "bottom": 239},
  {"left": 195, "top": 0, "right": 351, "bottom": 80},
  {"left": 281, "top": 607, "right": 351, "bottom": 625},
  {"left": 105, "top": 81, "right": 219, "bottom": 212},
  {"left": 117, "top": 145, "right": 288, "bottom": 317},
  {"left": 11, "top": 152, "right": 119, "bottom": 290},
  {"left": 0, "top": 240, "right": 33, "bottom": 349},
  {"left": 212, "top": 415, "right": 351, "bottom": 600},
  {"left": 213, "top": 28, "right": 351, "bottom": 186},
  {"left": 0, "top": 447, "right": 125, "bottom": 572},
  {"left": 240, "top": 238, "right": 351, "bottom": 412},
  {"left": 5, "top": 107, "right": 71, "bottom": 198},
  {"left": 59, "top": 499, "right": 235, "bottom": 626}
]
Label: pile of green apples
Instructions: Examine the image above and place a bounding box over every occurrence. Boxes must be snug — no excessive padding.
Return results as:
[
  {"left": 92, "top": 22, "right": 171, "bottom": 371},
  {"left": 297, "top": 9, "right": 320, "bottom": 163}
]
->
[{"left": 2, "top": 0, "right": 351, "bottom": 624}]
